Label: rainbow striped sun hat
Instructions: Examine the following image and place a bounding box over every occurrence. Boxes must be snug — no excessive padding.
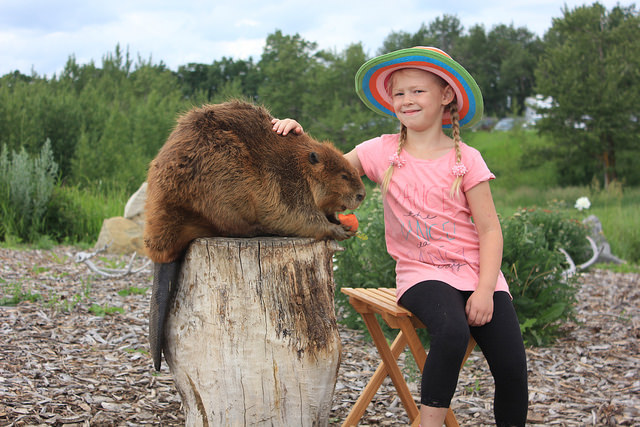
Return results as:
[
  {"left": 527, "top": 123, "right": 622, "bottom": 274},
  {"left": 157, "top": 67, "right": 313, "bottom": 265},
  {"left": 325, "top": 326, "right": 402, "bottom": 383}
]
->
[{"left": 355, "top": 46, "right": 483, "bottom": 129}]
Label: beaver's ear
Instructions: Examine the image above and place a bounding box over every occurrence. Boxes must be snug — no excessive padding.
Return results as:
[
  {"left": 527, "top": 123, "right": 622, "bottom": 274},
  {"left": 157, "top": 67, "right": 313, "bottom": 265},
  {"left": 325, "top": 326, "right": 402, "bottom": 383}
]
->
[{"left": 309, "top": 152, "right": 320, "bottom": 165}]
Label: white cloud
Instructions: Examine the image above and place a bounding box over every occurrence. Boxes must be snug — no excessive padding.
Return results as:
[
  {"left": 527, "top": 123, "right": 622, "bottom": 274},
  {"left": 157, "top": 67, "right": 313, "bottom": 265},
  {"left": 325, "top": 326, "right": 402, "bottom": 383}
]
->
[
  {"left": 235, "top": 19, "right": 261, "bottom": 29},
  {"left": 0, "top": 0, "right": 632, "bottom": 77}
]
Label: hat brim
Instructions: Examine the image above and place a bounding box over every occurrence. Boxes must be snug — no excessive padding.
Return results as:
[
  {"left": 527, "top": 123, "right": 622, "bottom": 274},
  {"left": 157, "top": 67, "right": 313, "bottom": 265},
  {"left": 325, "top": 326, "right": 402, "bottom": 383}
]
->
[{"left": 355, "top": 47, "right": 484, "bottom": 129}]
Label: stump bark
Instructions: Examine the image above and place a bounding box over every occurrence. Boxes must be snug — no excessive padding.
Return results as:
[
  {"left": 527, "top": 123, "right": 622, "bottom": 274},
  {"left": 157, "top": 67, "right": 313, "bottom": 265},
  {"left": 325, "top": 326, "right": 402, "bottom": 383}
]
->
[{"left": 164, "top": 237, "right": 343, "bottom": 427}]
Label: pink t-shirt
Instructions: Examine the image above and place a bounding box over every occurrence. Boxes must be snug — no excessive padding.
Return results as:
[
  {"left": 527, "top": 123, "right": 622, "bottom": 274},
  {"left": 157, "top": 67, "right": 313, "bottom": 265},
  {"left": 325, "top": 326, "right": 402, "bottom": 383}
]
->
[{"left": 356, "top": 133, "right": 510, "bottom": 301}]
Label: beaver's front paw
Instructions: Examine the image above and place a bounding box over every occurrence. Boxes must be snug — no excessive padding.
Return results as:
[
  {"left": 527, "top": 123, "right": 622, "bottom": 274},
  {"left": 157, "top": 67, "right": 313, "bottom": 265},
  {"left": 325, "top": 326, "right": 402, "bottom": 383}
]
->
[{"left": 328, "top": 223, "right": 357, "bottom": 241}]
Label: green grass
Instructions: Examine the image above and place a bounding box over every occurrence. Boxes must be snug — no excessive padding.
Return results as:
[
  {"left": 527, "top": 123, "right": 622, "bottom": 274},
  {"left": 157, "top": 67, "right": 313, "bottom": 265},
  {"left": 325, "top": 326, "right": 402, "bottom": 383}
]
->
[
  {"left": 1, "top": 181, "right": 128, "bottom": 247},
  {"left": 490, "top": 185, "right": 640, "bottom": 263},
  {"left": 465, "top": 129, "right": 558, "bottom": 190},
  {"left": 589, "top": 197, "right": 640, "bottom": 264},
  {"left": 117, "top": 286, "right": 149, "bottom": 297},
  {"left": 464, "top": 130, "right": 640, "bottom": 264},
  {"left": 0, "top": 282, "right": 42, "bottom": 306},
  {"left": 43, "top": 183, "right": 128, "bottom": 243},
  {"left": 89, "top": 304, "right": 125, "bottom": 316}
]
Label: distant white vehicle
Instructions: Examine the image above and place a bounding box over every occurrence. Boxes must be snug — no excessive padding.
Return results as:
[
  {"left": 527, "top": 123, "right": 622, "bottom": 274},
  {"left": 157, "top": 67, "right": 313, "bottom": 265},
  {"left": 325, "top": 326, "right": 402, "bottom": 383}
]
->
[
  {"left": 524, "top": 95, "right": 553, "bottom": 127},
  {"left": 493, "top": 117, "right": 515, "bottom": 131}
]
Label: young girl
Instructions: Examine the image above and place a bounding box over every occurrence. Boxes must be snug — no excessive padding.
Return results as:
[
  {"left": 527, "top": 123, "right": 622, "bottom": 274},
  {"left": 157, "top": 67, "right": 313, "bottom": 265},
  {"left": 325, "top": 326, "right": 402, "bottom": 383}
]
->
[{"left": 273, "top": 47, "right": 528, "bottom": 427}]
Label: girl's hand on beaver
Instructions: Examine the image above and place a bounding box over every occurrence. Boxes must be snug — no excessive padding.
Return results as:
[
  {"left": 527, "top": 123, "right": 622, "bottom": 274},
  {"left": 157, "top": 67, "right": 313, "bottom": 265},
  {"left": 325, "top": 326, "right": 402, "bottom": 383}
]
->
[{"left": 271, "top": 118, "right": 304, "bottom": 136}]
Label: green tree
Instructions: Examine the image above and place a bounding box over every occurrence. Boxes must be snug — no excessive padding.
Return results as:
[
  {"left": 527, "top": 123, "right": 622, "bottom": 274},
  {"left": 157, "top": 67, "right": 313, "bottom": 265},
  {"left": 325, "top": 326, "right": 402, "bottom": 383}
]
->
[
  {"left": 535, "top": 3, "right": 640, "bottom": 186},
  {"left": 422, "top": 15, "right": 464, "bottom": 54},
  {"left": 457, "top": 24, "right": 542, "bottom": 117},
  {"left": 378, "top": 30, "right": 414, "bottom": 54},
  {"left": 0, "top": 45, "right": 190, "bottom": 191},
  {"left": 489, "top": 25, "right": 542, "bottom": 115},
  {"left": 378, "top": 15, "right": 463, "bottom": 55},
  {"left": 378, "top": 16, "right": 541, "bottom": 117},
  {"left": 378, "top": 14, "right": 464, "bottom": 56},
  {"left": 0, "top": 71, "right": 82, "bottom": 177},
  {"left": 456, "top": 25, "right": 498, "bottom": 114},
  {"left": 302, "top": 44, "right": 396, "bottom": 151},
  {"left": 176, "top": 57, "right": 260, "bottom": 101},
  {"left": 258, "top": 30, "right": 318, "bottom": 119}
]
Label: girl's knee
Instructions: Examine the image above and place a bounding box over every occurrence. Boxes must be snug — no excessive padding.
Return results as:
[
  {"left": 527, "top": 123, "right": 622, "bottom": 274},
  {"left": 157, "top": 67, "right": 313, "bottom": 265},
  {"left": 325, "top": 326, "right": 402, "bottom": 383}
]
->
[
  {"left": 441, "top": 317, "right": 470, "bottom": 341},
  {"left": 431, "top": 323, "right": 470, "bottom": 357}
]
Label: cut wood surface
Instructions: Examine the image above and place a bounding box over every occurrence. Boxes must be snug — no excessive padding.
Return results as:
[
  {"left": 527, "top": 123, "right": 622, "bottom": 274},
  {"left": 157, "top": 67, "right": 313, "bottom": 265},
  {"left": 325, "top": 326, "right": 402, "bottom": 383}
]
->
[
  {"left": 164, "top": 237, "right": 342, "bottom": 426},
  {"left": 0, "top": 246, "right": 638, "bottom": 426}
]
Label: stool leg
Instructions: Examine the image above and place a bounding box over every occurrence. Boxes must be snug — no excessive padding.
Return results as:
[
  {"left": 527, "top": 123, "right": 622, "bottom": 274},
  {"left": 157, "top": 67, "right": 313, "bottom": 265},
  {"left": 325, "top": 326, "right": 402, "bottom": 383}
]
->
[
  {"left": 398, "top": 318, "right": 427, "bottom": 371},
  {"left": 342, "top": 331, "right": 409, "bottom": 426},
  {"left": 361, "top": 312, "right": 420, "bottom": 422}
]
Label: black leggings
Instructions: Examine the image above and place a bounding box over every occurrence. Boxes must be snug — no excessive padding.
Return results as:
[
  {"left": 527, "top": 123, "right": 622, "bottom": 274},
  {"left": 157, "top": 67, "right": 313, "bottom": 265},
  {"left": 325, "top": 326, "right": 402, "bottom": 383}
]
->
[{"left": 399, "top": 280, "right": 528, "bottom": 426}]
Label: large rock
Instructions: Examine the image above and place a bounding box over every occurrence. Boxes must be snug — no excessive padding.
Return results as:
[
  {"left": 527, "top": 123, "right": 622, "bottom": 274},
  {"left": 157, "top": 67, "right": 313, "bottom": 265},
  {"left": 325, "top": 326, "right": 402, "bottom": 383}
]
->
[
  {"left": 95, "top": 216, "right": 144, "bottom": 255},
  {"left": 95, "top": 183, "right": 148, "bottom": 255},
  {"left": 124, "top": 182, "right": 147, "bottom": 227}
]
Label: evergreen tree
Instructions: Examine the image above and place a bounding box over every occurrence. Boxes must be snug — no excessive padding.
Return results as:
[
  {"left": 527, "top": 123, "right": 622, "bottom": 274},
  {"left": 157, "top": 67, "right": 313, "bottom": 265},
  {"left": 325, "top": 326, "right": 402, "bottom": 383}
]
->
[
  {"left": 303, "top": 43, "right": 396, "bottom": 151},
  {"left": 258, "top": 30, "right": 318, "bottom": 119},
  {"left": 535, "top": 3, "right": 640, "bottom": 186}
]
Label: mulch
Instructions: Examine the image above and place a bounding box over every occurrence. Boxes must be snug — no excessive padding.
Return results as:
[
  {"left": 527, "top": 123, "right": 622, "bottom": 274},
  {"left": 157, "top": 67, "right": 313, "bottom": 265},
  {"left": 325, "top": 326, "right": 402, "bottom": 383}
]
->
[{"left": 0, "top": 246, "right": 638, "bottom": 426}]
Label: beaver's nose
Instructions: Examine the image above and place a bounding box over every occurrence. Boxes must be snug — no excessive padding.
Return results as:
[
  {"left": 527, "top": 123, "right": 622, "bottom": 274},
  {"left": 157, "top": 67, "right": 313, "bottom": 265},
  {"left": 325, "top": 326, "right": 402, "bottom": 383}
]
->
[{"left": 356, "top": 192, "right": 365, "bottom": 203}]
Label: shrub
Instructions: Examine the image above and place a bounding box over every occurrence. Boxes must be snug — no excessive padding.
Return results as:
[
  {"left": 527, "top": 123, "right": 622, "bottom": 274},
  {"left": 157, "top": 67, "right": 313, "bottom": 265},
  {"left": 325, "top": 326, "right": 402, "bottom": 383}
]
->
[
  {"left": 0, "top": 140, "right": 59, "bottom": 241},
  {"left": 501, "top": 207, "right": 590, "bottom": 346},
  {"left": 0, "top": 140, "right": 127, "bottom": 245},
  {"left": 43, "top": 183, "right": 128, "bottom": 244},
  {"left": 334, "top": 186, "right": 395, "bottom": 289}
]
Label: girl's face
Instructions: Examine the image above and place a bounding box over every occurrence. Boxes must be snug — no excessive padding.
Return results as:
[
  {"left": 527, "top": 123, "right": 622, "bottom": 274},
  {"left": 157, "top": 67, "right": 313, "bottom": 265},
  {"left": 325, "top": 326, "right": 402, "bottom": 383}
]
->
[{"left": 388, "top": 68, "right": 454, "bottom": 132}]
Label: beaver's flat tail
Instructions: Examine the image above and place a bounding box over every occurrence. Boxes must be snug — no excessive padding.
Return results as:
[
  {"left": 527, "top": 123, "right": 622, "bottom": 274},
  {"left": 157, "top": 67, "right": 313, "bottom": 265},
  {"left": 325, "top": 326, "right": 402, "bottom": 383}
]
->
[{"left": 149, "top": 261, "right": 181, "bottom": 371}]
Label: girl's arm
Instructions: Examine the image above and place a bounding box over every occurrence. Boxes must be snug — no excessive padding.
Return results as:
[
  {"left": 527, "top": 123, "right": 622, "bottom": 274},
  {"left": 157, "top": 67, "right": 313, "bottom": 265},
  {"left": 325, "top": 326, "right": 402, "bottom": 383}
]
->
[
  {"left": 465, "top": 180, "right": 503, "bottom": 326},
  {"left": 344, "top": 148, "right": 365, "bottom": 176}
]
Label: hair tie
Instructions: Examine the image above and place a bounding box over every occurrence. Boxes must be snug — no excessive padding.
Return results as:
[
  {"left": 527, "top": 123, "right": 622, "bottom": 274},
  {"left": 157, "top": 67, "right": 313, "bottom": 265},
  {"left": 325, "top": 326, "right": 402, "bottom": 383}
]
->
[
  {"left": 452, "top": 162, "right": 467, "bottom": 177},
  {"left": 389, "top": 153, "right": 406, "bottom": 168}
]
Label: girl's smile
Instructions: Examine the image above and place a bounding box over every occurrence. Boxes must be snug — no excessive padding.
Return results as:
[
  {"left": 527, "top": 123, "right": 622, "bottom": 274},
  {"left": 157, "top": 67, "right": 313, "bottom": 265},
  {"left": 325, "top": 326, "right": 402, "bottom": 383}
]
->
[{"left": 400, "top": 106, "right": 421, "bottom": 116}]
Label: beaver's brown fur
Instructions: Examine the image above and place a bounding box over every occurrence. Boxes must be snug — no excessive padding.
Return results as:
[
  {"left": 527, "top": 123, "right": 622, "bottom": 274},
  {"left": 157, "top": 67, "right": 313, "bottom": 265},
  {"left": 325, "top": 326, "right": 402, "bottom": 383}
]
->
[
  {"left": 144, "top": 100, "right": 365, "bottom": 263},
  {"left": 145, "top": 100, "right": 365, "bottom": 370}
]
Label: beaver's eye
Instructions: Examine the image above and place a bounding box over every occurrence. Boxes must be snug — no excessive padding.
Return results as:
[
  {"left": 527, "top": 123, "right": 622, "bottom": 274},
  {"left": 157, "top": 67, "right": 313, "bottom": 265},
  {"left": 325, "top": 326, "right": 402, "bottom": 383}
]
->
[{"left": 341, "top": 174, "right": 349, "bottom": 180}]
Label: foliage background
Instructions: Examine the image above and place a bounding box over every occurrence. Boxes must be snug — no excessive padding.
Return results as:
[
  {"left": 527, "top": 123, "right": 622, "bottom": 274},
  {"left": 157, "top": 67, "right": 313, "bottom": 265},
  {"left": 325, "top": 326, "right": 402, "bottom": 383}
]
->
[
  {"left": 2, "top": 3, "right": 638, "bottom": 194},
  {"left": 1, "top": 2, "right": 639, "bottom": 346}
]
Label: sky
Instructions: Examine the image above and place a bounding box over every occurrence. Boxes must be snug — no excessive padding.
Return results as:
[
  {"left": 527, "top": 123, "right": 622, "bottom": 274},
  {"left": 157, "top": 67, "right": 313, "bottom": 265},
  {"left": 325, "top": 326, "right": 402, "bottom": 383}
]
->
[{"left": 0, "top": 0, "right": 629, "bottom": 77}]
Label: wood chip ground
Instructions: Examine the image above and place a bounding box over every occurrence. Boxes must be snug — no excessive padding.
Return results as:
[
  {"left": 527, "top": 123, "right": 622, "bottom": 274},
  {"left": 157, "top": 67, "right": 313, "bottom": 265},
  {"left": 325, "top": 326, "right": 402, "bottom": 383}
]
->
[{"left": 0, "top": 246, "right": 638, "bottom": 426}]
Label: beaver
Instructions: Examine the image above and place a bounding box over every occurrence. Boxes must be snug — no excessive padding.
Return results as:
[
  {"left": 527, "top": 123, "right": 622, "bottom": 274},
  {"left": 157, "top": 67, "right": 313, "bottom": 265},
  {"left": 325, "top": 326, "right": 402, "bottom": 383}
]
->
[{"left": 144, "top": 100, "right": 365, "bottom": 370}]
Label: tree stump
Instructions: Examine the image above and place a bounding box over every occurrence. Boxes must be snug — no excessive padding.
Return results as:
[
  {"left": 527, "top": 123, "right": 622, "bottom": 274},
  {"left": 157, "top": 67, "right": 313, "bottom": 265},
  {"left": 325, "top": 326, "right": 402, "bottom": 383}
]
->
[{"left": 164, "top": 237, "right": 343, "bottom": 427}]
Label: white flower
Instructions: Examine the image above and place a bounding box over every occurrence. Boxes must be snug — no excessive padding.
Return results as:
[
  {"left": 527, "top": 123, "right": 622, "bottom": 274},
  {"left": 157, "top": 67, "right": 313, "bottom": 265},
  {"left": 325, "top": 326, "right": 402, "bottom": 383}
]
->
[{"left": 575, "top": 196, "right": 591, "bottom": 211}]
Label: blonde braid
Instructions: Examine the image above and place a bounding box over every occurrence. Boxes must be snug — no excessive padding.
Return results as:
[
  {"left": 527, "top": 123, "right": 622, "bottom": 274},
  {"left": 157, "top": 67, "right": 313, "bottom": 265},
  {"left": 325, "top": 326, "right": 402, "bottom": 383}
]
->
[
  {"left": 381, "top": 124, "right": 407, "bottom": 196},
  {"left": 449, "top": 102, "right": 464, "bottom": 198}
]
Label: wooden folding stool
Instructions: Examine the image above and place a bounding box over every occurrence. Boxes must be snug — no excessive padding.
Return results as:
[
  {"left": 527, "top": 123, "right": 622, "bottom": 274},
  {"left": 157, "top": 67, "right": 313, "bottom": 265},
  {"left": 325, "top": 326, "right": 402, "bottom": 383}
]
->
[{"left": 340, "top": 287, "right": 476, "bottom": 427}]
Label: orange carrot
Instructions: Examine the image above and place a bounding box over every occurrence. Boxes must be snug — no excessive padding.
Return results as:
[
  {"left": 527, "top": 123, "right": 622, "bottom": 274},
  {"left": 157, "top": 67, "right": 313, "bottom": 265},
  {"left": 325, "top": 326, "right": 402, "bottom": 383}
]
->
[{"left": 338, "top": 213, "right": 359, "bottom": 231}]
